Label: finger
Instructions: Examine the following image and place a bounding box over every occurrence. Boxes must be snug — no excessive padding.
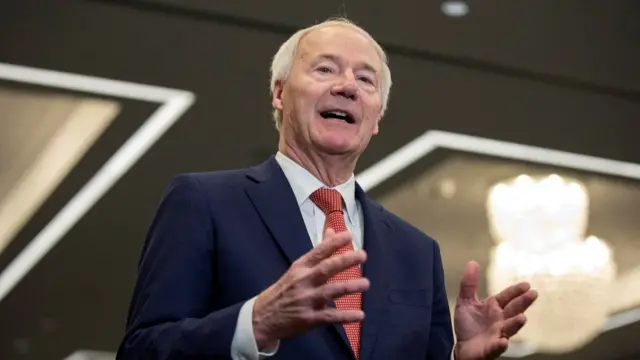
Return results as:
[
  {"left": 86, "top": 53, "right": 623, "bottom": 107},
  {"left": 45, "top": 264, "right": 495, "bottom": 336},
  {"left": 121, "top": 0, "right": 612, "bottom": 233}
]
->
[
  {"left": 312, "top": 249, "right": 367, "bottom": 284},
  {"left": 502, "top": 314, "right": 527, "bottom": 338},
  {"left": 503, "top": 289, "right": 538, "bottom": 319},
  {"left": 494, "top": 282, "right": 530, "bottom": 308},
  {"left": 487, "top": 297, "right": 503, "bottom": 323},
  {"left": 301, "top": 229, "right": 352, "bottom": 266},
  {"left": 325, "top": 227, "right": 335, "bottom": 237},
  {"left": 457, "top": 261, "right": 480, "bottom": 302},
  {"left": 486, "top": 337, "right": 509, "bottom": 359},
  {"left": 314, "top": 278, "right": 371, "bottom": 305},
  {"left": 313, "top": 307, "right": 365, "bottom": 325}
]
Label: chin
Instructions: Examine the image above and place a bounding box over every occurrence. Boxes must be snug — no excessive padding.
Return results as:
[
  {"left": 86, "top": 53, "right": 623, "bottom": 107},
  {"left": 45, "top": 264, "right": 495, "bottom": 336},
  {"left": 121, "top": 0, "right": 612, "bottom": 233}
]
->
[
  {"left": 314, "top": 139, "right": 356, "bottom": 155},
  {"left": 310, "top": 125, "right": 360, "bottom": 154}
]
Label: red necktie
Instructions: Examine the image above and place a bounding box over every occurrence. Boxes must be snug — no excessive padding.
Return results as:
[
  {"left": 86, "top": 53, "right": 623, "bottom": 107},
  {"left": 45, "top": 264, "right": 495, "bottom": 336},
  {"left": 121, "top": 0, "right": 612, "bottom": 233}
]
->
[{"left": 310, "top": 188, "right": 362, "bottom": 359}]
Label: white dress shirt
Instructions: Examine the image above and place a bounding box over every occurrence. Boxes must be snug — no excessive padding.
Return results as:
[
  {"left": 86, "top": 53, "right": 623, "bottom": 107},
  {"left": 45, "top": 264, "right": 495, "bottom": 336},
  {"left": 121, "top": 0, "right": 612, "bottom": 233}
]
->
[{"left": 230, "top": 152, "right": 364, "bottom": 360}]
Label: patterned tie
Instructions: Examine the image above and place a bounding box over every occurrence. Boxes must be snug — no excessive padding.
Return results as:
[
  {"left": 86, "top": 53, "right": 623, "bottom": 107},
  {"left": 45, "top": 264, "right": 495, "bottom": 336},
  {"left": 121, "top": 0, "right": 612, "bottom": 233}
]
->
[{"left": 310, "top": 188, "right": 362, "bottom": 359}]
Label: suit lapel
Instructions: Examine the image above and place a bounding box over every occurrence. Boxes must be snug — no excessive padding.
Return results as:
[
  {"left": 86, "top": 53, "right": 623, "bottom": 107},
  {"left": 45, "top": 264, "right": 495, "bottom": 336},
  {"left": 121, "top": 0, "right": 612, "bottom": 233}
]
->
[
  {"left": 245, "top": 156, "right": 313, "bottom": 265},
  {"left": 356, "top": 184, "right": 391, "bottom": 360},
  {"left": 245, "top": 160, "right": 388, "bottom": 360},
  {"left": 246, "top": 158, "right": 356, "bottom": 357}
]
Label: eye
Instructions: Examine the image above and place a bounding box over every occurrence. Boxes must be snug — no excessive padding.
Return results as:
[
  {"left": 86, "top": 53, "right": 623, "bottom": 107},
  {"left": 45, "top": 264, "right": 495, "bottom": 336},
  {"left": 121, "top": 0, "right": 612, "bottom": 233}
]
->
[
  {"left": 358, "top": 76, "right": 374, "bottom": 84},
  {"left": 316, "top": 66, "right": 333, "bottom": 73}
]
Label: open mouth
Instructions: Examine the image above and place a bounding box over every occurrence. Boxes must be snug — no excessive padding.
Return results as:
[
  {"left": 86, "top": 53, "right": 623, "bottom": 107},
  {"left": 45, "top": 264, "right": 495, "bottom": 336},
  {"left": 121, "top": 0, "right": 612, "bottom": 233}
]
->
[{"left": 320, "top": 110, "right": 355, "bottom": 124}]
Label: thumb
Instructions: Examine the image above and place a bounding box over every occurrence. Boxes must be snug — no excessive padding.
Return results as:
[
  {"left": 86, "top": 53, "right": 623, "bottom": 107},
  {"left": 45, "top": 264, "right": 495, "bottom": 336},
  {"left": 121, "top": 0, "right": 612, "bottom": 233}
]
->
[
  {"left": 324, "top": 227, "right": 336, "bottom": 237},
  {"left": 458, "top": 261, "right": 480, "bottom": 302}
]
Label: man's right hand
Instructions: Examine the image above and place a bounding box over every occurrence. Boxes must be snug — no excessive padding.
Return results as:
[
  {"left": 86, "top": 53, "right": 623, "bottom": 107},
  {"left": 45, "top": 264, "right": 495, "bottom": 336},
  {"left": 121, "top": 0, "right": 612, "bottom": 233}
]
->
[{"left": 252, "top": 229, "right": 369, "bottom": 349}]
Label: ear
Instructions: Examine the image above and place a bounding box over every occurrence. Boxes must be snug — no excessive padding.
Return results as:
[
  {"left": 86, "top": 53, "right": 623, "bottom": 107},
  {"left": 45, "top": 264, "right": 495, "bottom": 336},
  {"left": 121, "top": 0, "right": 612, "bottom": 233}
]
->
[
  {"left": 372, "top": 115, "right": 381, "bottom": 135},
  {"left": 272, "top": 80, "right": 284, "bottom": 111},
  {"left": 372, "top": 102, "right": 384, "bottom": 135}
]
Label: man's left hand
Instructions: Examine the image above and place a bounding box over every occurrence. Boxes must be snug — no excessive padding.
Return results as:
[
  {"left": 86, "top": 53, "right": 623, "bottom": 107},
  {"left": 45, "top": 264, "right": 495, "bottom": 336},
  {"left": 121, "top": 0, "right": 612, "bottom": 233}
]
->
[{"left": 453, "top": 261, "right": 538, "bottom": 360}]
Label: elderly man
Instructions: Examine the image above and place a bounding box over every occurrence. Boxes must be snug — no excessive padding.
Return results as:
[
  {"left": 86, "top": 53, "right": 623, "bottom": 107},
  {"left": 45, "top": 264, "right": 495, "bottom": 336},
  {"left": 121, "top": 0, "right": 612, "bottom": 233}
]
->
[{"left": 117, "top": 18, "right": 537, "bottom": 360}]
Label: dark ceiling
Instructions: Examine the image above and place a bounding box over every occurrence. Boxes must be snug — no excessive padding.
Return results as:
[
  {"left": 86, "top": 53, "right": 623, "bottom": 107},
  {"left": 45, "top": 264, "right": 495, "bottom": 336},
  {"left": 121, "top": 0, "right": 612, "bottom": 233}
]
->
[{"left": 0, "top": 0, "right": 638, "bottom": 359}]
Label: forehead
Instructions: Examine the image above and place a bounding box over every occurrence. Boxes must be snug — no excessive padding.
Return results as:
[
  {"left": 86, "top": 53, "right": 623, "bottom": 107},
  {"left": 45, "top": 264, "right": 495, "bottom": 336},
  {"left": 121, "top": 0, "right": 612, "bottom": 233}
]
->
[{"left": 297, "top": 25, "right": 382, "bottom": 70}]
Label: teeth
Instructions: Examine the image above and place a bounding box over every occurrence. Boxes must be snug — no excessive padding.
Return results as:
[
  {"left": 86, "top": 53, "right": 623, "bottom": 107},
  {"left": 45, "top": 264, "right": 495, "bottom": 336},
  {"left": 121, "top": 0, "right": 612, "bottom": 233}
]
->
[{"left": 320, "top": 110, "right": 352, "bottom": 123}]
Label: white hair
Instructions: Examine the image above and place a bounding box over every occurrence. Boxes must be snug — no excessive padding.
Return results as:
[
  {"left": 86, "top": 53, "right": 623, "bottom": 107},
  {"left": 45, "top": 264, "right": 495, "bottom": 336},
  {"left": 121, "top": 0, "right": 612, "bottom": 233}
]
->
[{"left": 269, "top": 18, "right": 392, "bottom": 130}]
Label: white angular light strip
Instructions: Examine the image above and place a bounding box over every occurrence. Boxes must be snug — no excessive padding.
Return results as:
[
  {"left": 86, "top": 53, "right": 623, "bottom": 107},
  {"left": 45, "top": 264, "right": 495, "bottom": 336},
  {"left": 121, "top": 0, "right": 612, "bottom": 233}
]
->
[{"left": 0, "top": 62, "right": 195, "bottom": 302}]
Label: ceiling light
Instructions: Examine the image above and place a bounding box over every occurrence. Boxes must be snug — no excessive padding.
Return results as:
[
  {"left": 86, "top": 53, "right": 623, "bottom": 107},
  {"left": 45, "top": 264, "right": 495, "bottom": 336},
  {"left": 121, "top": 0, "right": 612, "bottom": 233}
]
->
[
  {"left": 486, "top": 174, "right": 616, "bottom": 353},
  {"left": 438, "top": 178, "right": 457, "bottom": 199},
  {"left": 486, "top": 174, "right": 589, "bottom": 252},
  {"left": 441, "top": 1, "right": 469, "bottom": 17}
]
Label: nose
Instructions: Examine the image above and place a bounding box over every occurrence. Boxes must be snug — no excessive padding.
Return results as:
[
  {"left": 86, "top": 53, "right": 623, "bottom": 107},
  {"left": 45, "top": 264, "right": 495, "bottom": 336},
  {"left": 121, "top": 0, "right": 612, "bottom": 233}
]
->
[{"left": 330, "top": 76, "right": 359, "bottom": 101}]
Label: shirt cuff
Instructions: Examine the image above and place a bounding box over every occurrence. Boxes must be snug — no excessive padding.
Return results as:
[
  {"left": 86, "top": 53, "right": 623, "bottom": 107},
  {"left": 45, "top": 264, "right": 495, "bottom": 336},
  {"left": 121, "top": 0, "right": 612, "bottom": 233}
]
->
[{"left": 231, "top": 296, "right": 280, "bottom": 360}]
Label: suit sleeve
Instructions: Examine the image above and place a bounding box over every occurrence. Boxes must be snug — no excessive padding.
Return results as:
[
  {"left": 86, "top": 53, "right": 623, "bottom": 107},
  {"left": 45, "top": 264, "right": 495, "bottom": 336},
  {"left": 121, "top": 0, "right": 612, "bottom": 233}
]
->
[
  {"left": 116, "top": 174, "right": 243, "bottom": 360},
  {"left": 426, "top": 240, "right": 455, "bottom": 360}
]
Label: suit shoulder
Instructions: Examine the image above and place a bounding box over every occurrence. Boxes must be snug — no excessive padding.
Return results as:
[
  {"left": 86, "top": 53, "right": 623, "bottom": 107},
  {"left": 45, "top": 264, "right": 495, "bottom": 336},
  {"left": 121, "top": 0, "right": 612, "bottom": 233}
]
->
[
  {"left": 168, "top": 168, "right": 249, "bottom": 192},
  {"left": 153, "top": 169, "right": 251, "bottom": 210}
]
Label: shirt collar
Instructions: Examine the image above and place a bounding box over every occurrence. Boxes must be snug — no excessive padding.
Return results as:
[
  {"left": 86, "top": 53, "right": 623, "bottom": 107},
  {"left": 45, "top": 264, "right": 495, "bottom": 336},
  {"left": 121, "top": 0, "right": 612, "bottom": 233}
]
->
[{"left": 274, "top": 151, "right": 357, "bottom": 221}]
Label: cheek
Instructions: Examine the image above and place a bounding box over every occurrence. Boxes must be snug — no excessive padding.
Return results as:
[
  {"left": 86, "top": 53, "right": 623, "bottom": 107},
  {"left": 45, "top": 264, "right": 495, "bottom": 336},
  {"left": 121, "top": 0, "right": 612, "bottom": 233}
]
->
[
  {"left": 362, "top": 94, "right": 381, "bottom": 115},
  {"left": 292, "top": 78, "right": 319, "bottom": 99},
  {"left": 362, "top": 104, "right": 381, "bottom": 128},
  {"left": 290, "top": 89, "right": 316, "bottom": 114}
]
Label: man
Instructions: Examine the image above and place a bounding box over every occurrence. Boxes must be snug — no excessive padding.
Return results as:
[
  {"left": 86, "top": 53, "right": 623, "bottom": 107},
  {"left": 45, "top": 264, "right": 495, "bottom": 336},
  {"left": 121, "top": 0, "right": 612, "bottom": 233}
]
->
[{"left": 117, "top": 18, "right": 537, "bottom": 360}]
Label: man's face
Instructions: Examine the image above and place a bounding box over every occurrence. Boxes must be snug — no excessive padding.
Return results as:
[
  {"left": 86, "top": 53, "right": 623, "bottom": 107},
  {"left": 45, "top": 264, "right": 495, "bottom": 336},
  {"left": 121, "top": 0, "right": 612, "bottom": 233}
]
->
[{"left": 273, "top": 25, "right": 383, "bottom": 157}]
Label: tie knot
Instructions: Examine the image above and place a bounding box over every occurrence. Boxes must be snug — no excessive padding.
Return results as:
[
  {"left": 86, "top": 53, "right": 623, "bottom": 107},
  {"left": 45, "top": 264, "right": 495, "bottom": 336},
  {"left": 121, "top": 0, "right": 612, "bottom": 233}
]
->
[{"left": 310, "top": 188, "right": 343, "bottom": 214}]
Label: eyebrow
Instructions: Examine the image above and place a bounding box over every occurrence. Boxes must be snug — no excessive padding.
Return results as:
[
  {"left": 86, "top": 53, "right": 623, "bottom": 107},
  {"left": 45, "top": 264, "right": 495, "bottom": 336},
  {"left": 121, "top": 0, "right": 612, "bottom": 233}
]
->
[{"left": 315, "top": 54, "right": 378, "bottom": 74}]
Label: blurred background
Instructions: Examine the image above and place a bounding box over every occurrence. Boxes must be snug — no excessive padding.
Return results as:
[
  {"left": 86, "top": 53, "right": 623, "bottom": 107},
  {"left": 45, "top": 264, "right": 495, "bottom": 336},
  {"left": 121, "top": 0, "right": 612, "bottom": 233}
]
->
[{"left": 0, "top": 0, "right": 639, "bottom": 359}]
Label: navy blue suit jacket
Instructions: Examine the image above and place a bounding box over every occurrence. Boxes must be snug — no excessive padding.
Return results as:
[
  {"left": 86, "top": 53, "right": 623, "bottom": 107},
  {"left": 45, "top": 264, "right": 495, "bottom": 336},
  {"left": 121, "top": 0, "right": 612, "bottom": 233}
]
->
[{"left": 117, "top": 156, "right": 453, "bottom": 360}]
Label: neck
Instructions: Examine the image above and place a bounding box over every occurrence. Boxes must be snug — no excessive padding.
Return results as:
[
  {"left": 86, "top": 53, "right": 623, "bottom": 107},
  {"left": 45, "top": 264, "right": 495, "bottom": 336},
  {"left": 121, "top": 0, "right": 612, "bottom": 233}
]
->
[{"left": 278, "top": 138, "right": 358, "bottom": 188}]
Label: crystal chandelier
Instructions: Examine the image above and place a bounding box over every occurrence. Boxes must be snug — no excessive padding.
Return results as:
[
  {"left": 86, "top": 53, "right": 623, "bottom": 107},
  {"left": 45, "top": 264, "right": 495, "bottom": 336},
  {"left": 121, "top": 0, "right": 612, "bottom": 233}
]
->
[{"left": 486, "top": 174, "right": 616, "bottom": 353}]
